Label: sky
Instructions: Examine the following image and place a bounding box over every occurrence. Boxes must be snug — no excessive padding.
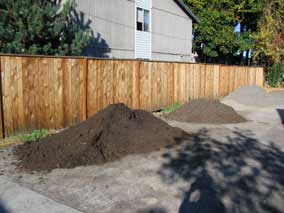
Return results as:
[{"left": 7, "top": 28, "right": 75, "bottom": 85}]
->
[{"left": 234, "top": 22, "right": 241, "bottom": 33}]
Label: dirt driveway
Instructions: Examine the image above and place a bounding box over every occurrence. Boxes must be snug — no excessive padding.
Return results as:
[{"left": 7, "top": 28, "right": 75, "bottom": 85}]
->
[{"left": 0, "top": 93, "right": 284, "bottom": 213}]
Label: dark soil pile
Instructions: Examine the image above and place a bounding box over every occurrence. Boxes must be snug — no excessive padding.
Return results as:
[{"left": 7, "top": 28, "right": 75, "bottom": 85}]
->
[
  {"left": 14, "top": 104, "right": 187, "bottom": 171},
  {"left": 165, "top": 100, "right": 246, "bottom": 124}
]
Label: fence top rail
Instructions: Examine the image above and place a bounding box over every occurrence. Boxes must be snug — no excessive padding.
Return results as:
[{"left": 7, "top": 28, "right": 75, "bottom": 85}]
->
[{"left": 0, "top": 53, "right": 264, "bottom": 69}]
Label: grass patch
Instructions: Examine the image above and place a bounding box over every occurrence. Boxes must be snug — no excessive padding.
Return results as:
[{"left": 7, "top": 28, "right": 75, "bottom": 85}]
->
[
  {"left": 17, "top": 129, "right": 50, "bottom": 142},
  {"left": 161, "top": 103, "right": 182, "bottom": 113},
  {"left": 0, "top": 129, "right": 51, "bottom": 148}
]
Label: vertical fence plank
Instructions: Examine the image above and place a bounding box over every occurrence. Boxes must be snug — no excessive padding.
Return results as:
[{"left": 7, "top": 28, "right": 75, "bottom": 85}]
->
[
  {"left": 134, "top": 61, "right": 141, "bottom": 109},
  {"left": 173, "top": 63, "right": 179, "bottom": 103},
  {"left": 213, "top": 65, "right": 220, "bottom": 98},
  {"left": 193, "top": 64, "right": 200, "bottom": 99},
  {"left": 199, "top": 64, "right": 206, "bottom": 98},
  {"left": 228, "top": 66, "right": 235, "bottom": 93},
  {"left": 0, "top": 57, "right": 4, "bottom": 139},
  {"left": 248, "top": 67, "right": 256, "bottom": 85},
  {"left": 140, "top": 62, "right": 152, "bottom": 110},
  {"left": 82, "top": 59, "right": 88, "bottom": 120},
  {"left": 170, "top": 63, "right": 175, "bottom": 104},
  {"left": 205, "top": 65, "right": 214, "bottom": 98},
  {"left": 219, "top": 65, "right": 229, "bottom": 97},
  {"left": 2, "top": 56, "right": 13, "bottom": 135},
  {"left": 53, "top": 58, "right": 64, "bottom": 129},
  {"left": 87, "top": 59, "right": 96, "bottom": 116},
  {"left": 256, "top": 67, "right": 264, "bottom": 87}
]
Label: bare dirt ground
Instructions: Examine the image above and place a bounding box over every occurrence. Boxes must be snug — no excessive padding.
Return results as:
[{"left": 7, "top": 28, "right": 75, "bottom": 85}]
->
[{"left": 0, "top": 88, "right": 284, "bottom": 213}]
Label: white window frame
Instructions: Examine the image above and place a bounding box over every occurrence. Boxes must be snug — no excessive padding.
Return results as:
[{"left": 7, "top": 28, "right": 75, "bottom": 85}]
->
[{"left": 136, "top": 7, "right": 150, "bottom": 32}]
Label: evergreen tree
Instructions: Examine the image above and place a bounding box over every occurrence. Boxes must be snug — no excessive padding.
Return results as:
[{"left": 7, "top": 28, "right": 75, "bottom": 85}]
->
[{"left": 0, "top": 0, "right": 91, "bottom": 55}]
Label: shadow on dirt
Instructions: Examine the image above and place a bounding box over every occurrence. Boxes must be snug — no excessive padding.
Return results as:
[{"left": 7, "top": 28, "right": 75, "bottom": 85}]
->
[
  {"left": 159, "top": 128, "right": 284, "bottom": 213},
  {"left": 277, "top": 109, "right": 284, "bottom": 125}
]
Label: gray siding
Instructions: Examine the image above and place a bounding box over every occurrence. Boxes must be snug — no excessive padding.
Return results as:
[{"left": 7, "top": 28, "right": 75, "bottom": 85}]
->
[
  {"left": 152, "top": 0, "right": 193, "bottom": 62},
  {"left": 75, "top": 0, "right": 194, "bottom": 62},
  {"left": 75, "top": 0, "right": 135, "bottom": 58}
]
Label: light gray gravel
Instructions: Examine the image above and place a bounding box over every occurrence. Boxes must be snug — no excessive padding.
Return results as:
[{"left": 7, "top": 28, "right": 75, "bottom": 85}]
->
[{"left": 223, "top": 86, "right": 284, "bottom": 108}]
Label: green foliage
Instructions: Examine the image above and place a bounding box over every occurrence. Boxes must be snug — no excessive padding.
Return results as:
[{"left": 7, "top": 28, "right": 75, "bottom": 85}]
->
[
  {"left": 266, "top": 64, "right": 284, "bottom": 87},
  {"left": 184, "top": 0, "right": 263, "bottom": 64},
  {"left": 17, "top": 129, "right": 50, "bottom": 142},
  {"left": 162, "top": 103, "right": 182, "bottom": 113},
  {"left": 253, "top": 0, "right": 284, "bottom": 65},
  {"left": 0, "top": 0, "right": 91, "bottom": 55}
]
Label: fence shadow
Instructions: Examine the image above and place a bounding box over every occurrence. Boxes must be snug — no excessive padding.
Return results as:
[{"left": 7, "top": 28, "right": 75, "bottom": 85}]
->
[
  {"left": 159, "top": 128, "right": 284, "bottom": 213},
  {"left": 277, "top": 109, "right": 284, "bottom": 125}
]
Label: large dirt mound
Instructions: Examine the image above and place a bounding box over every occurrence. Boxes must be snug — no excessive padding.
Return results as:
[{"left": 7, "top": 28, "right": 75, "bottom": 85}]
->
[
  {"left": 165, "top": 100, "right": 246, "bottom": 124},
  {"left": 14, "top": 104, "right": 187, "bottom": 171}
]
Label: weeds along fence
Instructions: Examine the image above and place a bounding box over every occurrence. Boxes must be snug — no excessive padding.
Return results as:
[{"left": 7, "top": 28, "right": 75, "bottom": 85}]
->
[{"left": 0, "top": 55, "right": 264, "bottom": 138}]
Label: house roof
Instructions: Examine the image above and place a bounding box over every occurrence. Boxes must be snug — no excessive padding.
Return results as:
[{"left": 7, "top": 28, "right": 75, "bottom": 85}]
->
[{"left": 174, "top": 0, "right": 199, "bottom": 23}]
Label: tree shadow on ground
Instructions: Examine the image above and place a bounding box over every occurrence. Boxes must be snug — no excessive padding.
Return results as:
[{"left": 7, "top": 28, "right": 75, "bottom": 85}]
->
[
  {"left": 137, "top": 207, "right": 168, "bottom": 213},
  {"left": 72, "top": 9, "right": 111, "bottom": 58},
  {"left": 277, "top": 109, "right": 284, "bottom": 125},
  {"left": 159, "top": 128, "right": 284, "bottom": 213},
  {"left": 0, "top": 200, "right": 9, "bottom": 213}
]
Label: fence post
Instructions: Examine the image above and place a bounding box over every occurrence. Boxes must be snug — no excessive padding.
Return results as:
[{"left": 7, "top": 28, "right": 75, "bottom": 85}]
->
[
  {"left": 82, "top": 58, "right": 88, "bottom": 120},
  {"left": 0, "top": 56, "right": 5, "bottom": 139}
]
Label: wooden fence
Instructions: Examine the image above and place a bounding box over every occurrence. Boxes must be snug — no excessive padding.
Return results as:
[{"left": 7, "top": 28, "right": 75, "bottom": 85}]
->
[{"left": 0, "top": 55, "right": 264, "bottom": 138}]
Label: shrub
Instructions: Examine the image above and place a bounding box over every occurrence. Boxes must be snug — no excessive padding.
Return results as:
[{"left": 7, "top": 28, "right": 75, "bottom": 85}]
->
[{"left": 266, "top": 63, "right": 284, "bottom": 87}]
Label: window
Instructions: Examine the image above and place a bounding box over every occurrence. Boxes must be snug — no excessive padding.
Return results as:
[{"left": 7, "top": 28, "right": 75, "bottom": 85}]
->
[
  {"left": 144, "top": 10, "right": 150, "bottom": 32},
  {"left": 136, "top": 8, "right": 150, "bottom": 32}
]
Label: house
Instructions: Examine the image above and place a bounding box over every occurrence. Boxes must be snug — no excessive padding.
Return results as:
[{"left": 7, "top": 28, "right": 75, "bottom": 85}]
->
[{"left": 75, "top": 0, "right": 199, "bottom": 62}]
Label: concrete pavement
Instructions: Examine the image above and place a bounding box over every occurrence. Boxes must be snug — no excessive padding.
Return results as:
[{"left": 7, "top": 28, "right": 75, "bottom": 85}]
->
[{"left": 0, "top": 176, "right": 82, "bottom": 213}]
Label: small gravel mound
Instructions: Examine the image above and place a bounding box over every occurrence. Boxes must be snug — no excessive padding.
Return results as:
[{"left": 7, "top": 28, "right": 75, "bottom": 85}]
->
[
  {"left": 223, "top": 86, "right": 267, "bottom": 107},
  {"left": 224, "top": 86, "right": 284, "bottom": 107},
  {"left": 14, "top": 104, "right": 188, "bottom": 171},
  {"left": 165, "top": 100, "right": 246, "bottom": 124}
]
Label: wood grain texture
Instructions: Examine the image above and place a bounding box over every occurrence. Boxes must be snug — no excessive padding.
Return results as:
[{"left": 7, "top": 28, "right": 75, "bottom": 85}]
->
[
  {"left": 0, "top": 57, "right": 4, "bottom": 138},
  {"left": 0, "top": 55, "right": 264, "bottom": 137}
]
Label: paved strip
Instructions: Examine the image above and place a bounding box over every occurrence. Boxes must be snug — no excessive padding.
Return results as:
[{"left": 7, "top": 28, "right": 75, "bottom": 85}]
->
[{"left": 0, "top": 176, "right": 82, "bottom": 213}]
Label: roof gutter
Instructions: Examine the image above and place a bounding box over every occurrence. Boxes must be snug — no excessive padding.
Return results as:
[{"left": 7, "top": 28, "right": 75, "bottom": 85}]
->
[{"left": 174, "top": 0, "right": 200, "bottom": 23}]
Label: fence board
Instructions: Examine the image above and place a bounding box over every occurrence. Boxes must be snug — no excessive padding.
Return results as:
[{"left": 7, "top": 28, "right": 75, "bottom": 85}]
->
[
  {"left": 0, "top": 57, "right": 3, "bottom": 138},
  {"left": 0, "top": 55, "right": 264, "bottom": 138},
  {"left": 53, "top": 58, "right": 64, "bottom": 129},
  {"left": 219, "top": 66, "right": 229, "bottom": 97},
  {"left": 199, "top": 64, "right": 206, "bottom": 98},
  {"left": 205, "top": 65, "right": 214, "bottom": 98},
  {"left": 140, "top": 62, "right": 151, "bottom": 110},
  {"left": 256, "top": 67, "right": 264, "bottom": 86},
  {"left": 213, "top": 65, "right": 220, "bottom": 98}
]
